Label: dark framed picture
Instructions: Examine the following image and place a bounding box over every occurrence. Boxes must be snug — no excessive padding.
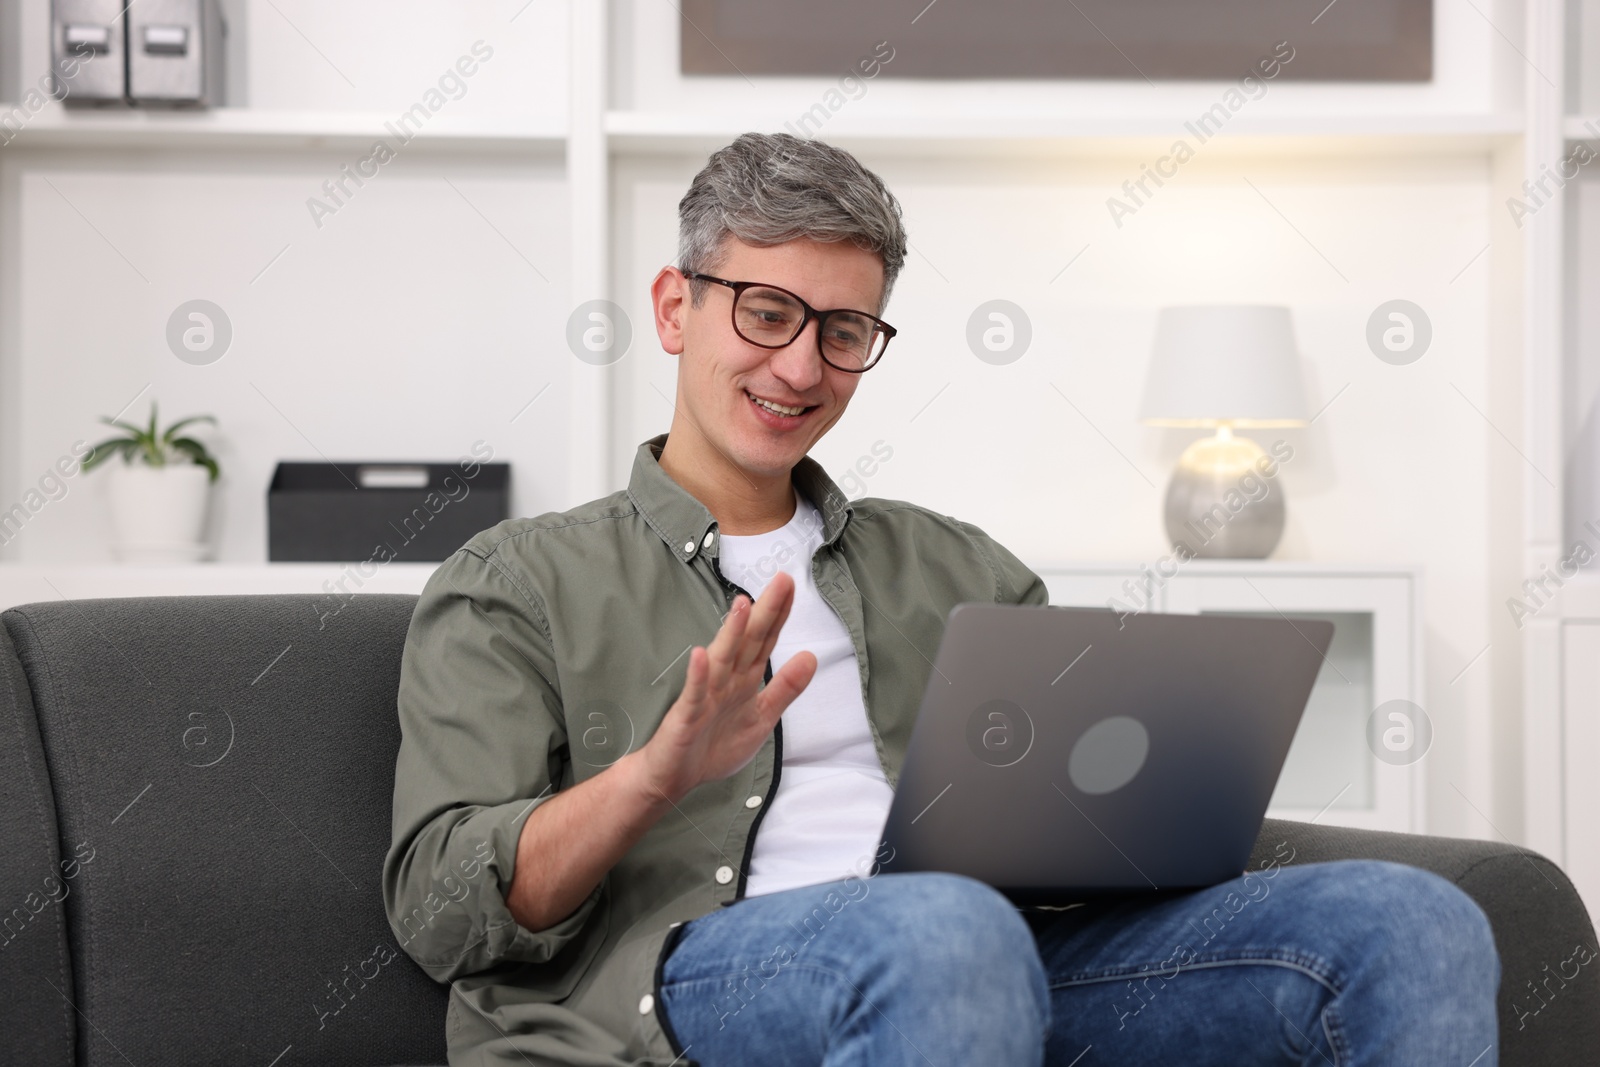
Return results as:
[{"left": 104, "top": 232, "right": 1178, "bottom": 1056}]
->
[{"left": 680, "top": 0, "right": 1432, "bottom": 81}]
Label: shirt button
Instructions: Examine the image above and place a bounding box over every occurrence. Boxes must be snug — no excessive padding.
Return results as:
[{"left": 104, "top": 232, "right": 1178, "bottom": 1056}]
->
[
  {"left": 745, "top": 795, "right": 763, "bottom": 809},
  {"left": 638, "top": 993, "right": 654, "bottom": 1015},
  {"left": 683, "top": 540, "right": 695, "bottom": 555},
  {"left": 703, "top": 530, "right": 715, "bottom": 549},
  {"left": 715, "top": 865, "right": 734, "bottom": 884}
]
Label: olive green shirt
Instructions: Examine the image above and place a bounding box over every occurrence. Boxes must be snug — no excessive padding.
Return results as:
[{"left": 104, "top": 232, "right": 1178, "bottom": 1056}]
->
[{"left": 383, "top": 433, "right": 1048, "bottom": 1066}]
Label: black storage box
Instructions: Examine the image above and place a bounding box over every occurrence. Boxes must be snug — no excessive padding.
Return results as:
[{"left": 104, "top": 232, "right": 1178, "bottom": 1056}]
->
[{"left": 267, "top": 461, "right": 510, "bottom": 563}]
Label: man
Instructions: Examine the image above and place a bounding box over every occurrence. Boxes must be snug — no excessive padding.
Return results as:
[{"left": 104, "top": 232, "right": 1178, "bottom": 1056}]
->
[{"left": 384, "top": 133, "right": 1500, "bottom": 1066}]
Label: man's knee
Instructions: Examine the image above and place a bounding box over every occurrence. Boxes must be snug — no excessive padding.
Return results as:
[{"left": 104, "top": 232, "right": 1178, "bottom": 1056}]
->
[
  {"left": 871, "top": 873, "right": 1031, "bottom": 943},
  {"left": 1315, "top": 860, "right": 1499, "bottom": 983},
  {"left": 864, "top": 873, "right": 1048, "bottom": 1003},
  {"left": 1376, "top": 863, "right": 1496, "bottom": 959}
]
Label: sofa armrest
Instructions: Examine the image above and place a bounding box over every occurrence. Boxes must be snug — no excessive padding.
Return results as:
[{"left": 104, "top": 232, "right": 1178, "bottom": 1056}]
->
[
  {"left": 0, "top": 619, "right": 74, "bottom": 1067},
  {"left": 1251, "top": 818, "right": 1600, "bottom": 1067}
]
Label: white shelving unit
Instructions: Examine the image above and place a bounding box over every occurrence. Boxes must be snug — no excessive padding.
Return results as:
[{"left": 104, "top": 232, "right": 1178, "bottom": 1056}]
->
[
  {"left": 0, "top": 0, "right": 1585, "bottom": 869},
  {"left": 1521, "top": 0, "right": 1600, "bottom": 917},
  {"left": 0, "top": 1, "right": 1547, "bottom": 505}
]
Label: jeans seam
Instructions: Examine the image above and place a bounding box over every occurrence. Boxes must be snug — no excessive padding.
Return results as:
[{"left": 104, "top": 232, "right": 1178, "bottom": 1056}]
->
[
  {"left": 1321, "top": 1000, "right": 1351, "bottom": 1066},
  {"left": 660, "top": 961, "right": 856, "bottom": 994},
  {"left": 1057, "top": 956, "right": 1347, "bottom": 1064},
  {"left": 1049, "top": 953, "right": 1344, "bottom": 998}
]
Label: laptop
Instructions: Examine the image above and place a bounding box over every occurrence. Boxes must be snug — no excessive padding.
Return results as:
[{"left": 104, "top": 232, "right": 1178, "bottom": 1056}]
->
[{"left": 875, "top": 603, "right": 1334, "bottom": 901}]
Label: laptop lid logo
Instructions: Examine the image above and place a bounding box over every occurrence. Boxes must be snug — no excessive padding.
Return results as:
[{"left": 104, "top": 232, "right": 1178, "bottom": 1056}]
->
[{"left": 1067, "top": 716, "right": 1151, "bottom": 795}]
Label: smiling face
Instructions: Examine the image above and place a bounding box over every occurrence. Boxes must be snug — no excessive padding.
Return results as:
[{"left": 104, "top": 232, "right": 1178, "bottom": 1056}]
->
[{"left": 651, "top": 235, "right": 886, "bottom": 507}]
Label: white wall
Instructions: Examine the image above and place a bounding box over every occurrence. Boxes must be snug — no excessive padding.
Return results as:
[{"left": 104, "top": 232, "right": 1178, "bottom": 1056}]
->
[
  {"left": 222, "top": 0, "right": 566, "bottom": 115},
  {"left": 613, "top": 147, "right": 1504, "bottom": 840}
]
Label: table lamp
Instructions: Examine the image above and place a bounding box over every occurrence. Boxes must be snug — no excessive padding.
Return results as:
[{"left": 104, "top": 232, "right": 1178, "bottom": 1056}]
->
[{"left": 1138, "top": 305, "right": 1308, "bottom": 559}]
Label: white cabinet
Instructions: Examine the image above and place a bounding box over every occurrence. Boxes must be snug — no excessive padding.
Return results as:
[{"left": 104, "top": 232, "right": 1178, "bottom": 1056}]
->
[
  {"left": 1036, "top": 562, "right": 1423, "bottom": 833},
  {"left": 1526, "top": 575, "right": 1600, "bottom": 918}
]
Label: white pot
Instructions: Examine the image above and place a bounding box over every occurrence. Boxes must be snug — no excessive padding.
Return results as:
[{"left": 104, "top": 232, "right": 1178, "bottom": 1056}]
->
[{"left": 106, "top": 463, "right": 213, "bottom": 563}]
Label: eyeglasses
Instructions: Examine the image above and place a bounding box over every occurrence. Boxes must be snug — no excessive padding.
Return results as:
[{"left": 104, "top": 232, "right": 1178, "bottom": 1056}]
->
[{"left": 682, "top": 270, "right": 897, "bottom": 373}]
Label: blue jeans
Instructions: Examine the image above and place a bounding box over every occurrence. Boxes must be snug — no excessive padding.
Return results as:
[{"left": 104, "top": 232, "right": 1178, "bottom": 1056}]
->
[{"left": 657, "top": 859, "right": 1500, "bottom": 1066}]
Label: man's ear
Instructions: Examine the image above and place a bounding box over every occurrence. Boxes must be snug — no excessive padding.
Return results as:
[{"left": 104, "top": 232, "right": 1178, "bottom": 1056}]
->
[{"left": 651, "top": 266, "right": 688, "bottom": 356}]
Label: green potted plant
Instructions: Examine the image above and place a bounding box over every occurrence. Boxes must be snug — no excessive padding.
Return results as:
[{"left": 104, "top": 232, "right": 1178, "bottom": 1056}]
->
[{"left": 83, "top": 403, "right": 220, "bottom": 563}]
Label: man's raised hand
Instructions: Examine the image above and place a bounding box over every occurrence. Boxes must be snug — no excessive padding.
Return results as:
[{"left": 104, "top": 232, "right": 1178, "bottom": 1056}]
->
[{"left": 639, "top": 570, "right": 817, "bottom": 804}]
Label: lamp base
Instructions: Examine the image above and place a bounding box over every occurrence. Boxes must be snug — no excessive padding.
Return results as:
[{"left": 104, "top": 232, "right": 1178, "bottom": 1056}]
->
[{"left": 1162, "top": 430, "right": 1285, "bottom": 559}]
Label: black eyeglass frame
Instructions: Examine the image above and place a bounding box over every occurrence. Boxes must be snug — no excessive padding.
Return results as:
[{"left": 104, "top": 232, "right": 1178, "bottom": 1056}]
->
[{"left": 681, "top": 270, "right": 898, "bottom": 374}]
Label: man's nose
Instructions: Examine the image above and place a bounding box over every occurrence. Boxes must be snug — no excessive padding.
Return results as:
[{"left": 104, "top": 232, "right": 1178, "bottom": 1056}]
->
[{"left": 769, "top": 318, "right": 826, "bottom": 389}]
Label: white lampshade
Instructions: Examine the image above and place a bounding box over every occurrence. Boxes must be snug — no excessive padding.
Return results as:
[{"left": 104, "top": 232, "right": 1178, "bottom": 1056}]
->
[{"left": 1138, "top": 305, "right": 1309, "bottom": 427}]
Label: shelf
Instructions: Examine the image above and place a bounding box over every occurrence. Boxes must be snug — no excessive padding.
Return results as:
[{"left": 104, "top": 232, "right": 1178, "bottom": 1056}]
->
[
  {"left": 0, "top": 107, "right": 566, "bottom": 152},
  {"left": 0, "top": 105, "right": 1523, "bottom": 156},
  {"left": 0, "top": 563, "right": 439, "bottom": 611},
  {"left": 605, "top": 111, "right": 1525, "bottom": 158},
  {"left": 1031, "top": 560, "right": 1422, "bottom": 578}
]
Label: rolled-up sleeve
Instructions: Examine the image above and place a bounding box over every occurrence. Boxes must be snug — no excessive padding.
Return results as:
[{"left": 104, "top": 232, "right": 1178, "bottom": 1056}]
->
[{"left": 382, "top": 545, "right": 600, "bottom": 983}]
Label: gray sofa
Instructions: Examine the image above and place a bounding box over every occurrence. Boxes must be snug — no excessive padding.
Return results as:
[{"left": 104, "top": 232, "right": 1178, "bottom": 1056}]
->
[{"left": 1, "top": 593, "right": 1596, "bottom": 1067}]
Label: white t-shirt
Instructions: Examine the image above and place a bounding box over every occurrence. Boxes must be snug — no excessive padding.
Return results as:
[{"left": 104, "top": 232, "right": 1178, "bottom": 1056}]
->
[{"left": 717, "top": 488, "right": 894, "bottom": 897}]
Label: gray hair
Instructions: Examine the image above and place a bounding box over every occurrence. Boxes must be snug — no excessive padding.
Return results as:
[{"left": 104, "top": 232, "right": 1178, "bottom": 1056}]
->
[{"left": 678, "top": 132, "right": 907, "bottom": 314}]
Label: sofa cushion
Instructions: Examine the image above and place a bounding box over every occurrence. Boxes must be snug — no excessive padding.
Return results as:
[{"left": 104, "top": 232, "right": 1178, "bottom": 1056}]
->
[{"left": 4, "top": 594, "right": 447, "bottom": 1067}]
